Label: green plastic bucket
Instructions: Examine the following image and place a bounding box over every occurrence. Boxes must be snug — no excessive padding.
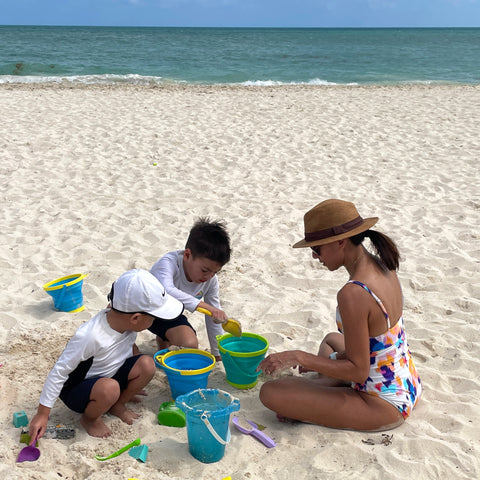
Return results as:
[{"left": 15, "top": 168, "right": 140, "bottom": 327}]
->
[
  {"left": 43, "top": 273, "right": 88, "bottom": 313},
  {"left": 216, "top": 333, "right": 269, "bottom": 389}
]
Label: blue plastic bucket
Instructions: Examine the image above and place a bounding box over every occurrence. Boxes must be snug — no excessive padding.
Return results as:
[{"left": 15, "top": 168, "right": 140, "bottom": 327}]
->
[
  {"left": 217, "top": 333, "right": 269, "bottom": 389},
  {"left": 43, "top": 274, "right": 88, "bottom": 313},
  {"left": 154, "top": 349, "right": 216, "bottom": 399},
  {"left": 176, "top": 388, "right": 240, "bottom": 463}
]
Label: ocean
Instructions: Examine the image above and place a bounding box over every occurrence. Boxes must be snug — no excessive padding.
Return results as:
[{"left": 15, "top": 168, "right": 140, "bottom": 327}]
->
[{"left": 1, "top": 26, "right": 479, "bottom": 86}]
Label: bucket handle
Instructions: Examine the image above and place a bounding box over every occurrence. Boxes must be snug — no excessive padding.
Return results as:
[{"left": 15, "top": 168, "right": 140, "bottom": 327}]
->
[
  {"left": 200, "top": 413, "right": 230, "bottom": 445},
  {"left": 154, "top": 348, "right": 170, "bottom": 370}
]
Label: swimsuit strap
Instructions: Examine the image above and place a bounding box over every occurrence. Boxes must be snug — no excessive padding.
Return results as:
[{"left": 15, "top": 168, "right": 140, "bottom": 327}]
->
[{"left": 347, "top": 280, "right": 391, "bottom": 329}]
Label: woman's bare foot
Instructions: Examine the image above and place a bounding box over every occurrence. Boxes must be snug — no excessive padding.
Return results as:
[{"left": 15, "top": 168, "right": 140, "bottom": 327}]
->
[
  {"left": 276, "top": 413, "right": 299, "bottom": 424},
  {"left": 109, "top": 403, "right": 140, "bottom": 425},
  {"left": 298, "top": 365, "right": 314, "bottom": 374},
  {"left": 81, "top": 415, "right": 112, "bottom": 438}
]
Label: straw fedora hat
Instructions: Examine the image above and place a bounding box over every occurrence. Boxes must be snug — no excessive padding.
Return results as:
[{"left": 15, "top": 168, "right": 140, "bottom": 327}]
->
[{"left": 293, "top": 199, "right": 378, "bottom": 248}]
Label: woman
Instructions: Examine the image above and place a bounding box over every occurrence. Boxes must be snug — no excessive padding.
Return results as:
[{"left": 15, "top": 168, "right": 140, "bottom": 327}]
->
[{"left": 259, "top": 199, "right": 422, "bottom": 431}]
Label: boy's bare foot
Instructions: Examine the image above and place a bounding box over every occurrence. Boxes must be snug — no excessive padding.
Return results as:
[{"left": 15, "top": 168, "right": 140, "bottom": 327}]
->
[
  {"left": 81, "top": 415, "right": 112, "bottom": 438},
  {"left": 130, "top": 389, "right": 148, "bottom": 403},
  {"left": 109, "top": 403, "right": 140, "bottom": 425},
  {"left": 156, "top": 336, "right": 170, "bottom": 350},
  {"left": 298, "top": 365, "right": 314, "bottom": 373}
]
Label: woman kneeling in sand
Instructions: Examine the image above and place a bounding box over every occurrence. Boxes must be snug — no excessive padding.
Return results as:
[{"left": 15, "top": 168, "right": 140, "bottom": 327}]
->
[{"left": 258, "top": 199, "right": 422, "bottom": 431}]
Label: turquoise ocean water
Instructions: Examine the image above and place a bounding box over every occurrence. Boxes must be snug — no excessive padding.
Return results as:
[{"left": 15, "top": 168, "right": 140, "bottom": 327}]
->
[{"left": 1, "top": 26, "right": 479, "bottom": 86}]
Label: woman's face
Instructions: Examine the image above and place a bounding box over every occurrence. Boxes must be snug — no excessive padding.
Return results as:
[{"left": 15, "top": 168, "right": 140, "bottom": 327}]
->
[{"left": 311, "top": 241, "right": 343, "bottom": 270}]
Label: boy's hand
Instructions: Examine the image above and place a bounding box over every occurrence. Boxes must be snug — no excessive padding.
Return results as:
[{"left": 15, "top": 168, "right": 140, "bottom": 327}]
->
[
  {"left": 29, "top": 406, "right": 50, "bottom": 444},
  {"left": 210, "top": 308, "right": 227, "bottom": 323},
  {"left": 198, "top": 302, "right": 228, "bottom": 323}
]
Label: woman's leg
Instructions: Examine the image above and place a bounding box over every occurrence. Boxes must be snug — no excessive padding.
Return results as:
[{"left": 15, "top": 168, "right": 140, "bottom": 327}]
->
[
  {"left": 318, "top": 332, "right": 345, "bottom": 357},
  {"left": 299, "top": 332, "right": 345, "bottom": 373},
  {"left": 259, "top": 376, "right": 403, "bottom": 431}
]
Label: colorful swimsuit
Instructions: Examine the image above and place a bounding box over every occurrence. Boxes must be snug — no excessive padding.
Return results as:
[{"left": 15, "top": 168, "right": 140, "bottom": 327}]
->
[{"left": 335, "top": 280, "right": 422, "bottom": 419}]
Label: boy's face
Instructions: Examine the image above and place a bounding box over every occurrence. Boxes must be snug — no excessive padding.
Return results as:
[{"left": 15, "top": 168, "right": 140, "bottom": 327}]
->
[
  {"left": 129, "top": 313, "right": 155, "bottom": 332},
  {"left": 183, "top": 249, "right": 222, "bottom": 283}
]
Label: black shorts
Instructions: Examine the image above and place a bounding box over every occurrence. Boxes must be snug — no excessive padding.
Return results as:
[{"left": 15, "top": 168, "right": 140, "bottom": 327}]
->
[
  {"left": 148, "top": 314, "right": 196, "bottom": 341},
  {"left": 59, "top": 354, "right": 142, "bottom": 413}
]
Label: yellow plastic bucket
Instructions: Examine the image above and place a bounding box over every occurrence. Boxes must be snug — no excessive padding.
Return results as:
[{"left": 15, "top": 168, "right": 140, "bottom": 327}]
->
[
  {"left": 154, "top": 349, "right": 216, "bottom": 399},
  {"left": 43, "top": 273, "right": 89, "bottom": 313}
]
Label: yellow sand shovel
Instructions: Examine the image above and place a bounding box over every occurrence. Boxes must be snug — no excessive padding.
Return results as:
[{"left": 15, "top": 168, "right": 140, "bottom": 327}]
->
[{"left": 197, "top": 307, "right": 242, "bottom": 337}]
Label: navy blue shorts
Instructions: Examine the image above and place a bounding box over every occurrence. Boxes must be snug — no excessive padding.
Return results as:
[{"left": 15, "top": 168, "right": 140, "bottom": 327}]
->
[
  {"left": 148, "top": 314, "right": 196, "bottom": 341},
  {"left": 59, "top": 354, "right": 143, "bottom": 413}
]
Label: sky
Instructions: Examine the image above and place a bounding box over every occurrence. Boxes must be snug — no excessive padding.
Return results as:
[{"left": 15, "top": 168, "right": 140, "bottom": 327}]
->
[{"left": 1, "top": 0, "right": 480, "bottom": 28}]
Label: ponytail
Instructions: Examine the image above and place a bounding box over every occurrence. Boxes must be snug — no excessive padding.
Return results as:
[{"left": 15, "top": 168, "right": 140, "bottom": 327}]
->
[{"left": 350, "top": 230, "right": 400, "bottom": 271}]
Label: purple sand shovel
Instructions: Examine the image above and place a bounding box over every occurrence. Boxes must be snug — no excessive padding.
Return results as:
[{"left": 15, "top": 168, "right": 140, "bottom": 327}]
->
[
  {"left": 17, "top": 434, "right": 40, "bottom": 463},
  {"left": 232, "top": 417, "right": 276, "bottom": 448}
]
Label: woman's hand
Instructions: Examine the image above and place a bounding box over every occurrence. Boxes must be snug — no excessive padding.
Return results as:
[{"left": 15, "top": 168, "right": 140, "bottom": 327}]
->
[{"left": 258, "top": 351, "right": 302, "bottom": 376}]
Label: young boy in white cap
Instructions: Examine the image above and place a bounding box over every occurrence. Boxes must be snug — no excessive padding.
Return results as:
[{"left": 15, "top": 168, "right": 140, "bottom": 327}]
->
[
  {"left": 29, "top": 269, "right": 183, "bottom": 440},
  {"left": 150, "top": 217, "right": 231, "bottom": 361}
]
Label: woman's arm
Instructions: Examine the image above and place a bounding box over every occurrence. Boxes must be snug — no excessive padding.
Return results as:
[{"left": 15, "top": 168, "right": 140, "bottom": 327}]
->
[
  {"left": 335, "top": 284, "right": 371, "bottom": 383},
  {"left": 259, "top": 284, "right": 371, "bottom": 383}
]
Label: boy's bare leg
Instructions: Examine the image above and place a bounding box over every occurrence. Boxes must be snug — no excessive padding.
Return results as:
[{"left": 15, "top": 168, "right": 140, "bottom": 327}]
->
[
  {"left": 109, "top": 355, "right": 156, "bottom": 425},
  {"left": 164, "top": 325, "right": 199, "bottom": 349},
  {"left": 81, "top": 378, "right": 121, "bottom": 438}
]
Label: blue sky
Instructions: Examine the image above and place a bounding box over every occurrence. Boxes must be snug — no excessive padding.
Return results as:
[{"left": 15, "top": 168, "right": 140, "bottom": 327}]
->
[{"left": 1, "top": 0, "right": 479, "bottom": 27}]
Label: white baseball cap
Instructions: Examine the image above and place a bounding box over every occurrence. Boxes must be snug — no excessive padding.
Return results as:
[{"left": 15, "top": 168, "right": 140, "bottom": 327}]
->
[{"left": 108, "top": 269, "right": 183, "bottom": 319}]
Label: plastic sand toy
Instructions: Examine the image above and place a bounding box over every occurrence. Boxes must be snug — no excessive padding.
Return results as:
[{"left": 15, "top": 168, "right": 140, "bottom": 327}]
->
[
  {"left": 158, "top": 401, "right": 186, "bottom": 427},
  {"left": 95, "top": 438, "right": 141, "bottom": 461}
]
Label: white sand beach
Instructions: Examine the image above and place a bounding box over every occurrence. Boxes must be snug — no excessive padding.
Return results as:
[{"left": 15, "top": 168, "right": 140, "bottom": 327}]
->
[{"left": 1, "top": 83, "right": 479, "bottom": 479}]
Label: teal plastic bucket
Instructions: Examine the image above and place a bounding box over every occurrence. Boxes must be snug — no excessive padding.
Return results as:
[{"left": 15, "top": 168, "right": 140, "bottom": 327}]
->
[
  {"left": 217, "top": 333, "right": 269, "bottom": 389},
  {"left": 176, "top": 388, "right": 240, "bottom": 463},
  {"left": 154, "top": 349, "right": 216, "bottom": 399},
  {"left": 43, "top": 274, "right": 88, "bottom": 313}
]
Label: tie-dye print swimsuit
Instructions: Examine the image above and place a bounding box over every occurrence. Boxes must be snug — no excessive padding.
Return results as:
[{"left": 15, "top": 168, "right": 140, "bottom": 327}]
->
[{"left": 335, "top": 280, "right": 422, "bottom": 419}]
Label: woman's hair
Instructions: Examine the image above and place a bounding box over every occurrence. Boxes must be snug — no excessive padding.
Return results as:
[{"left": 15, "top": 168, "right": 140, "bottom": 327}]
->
[{"left": 350, "top": 230, "right": 400, "bottom": 271}]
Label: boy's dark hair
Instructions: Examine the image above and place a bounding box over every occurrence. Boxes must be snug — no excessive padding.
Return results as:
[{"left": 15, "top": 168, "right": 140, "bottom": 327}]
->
[{"left": 185, "top": 217, "right": 231, "bottom": 265}]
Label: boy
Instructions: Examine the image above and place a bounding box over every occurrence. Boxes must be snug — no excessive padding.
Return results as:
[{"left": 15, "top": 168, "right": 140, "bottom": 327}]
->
[
  {"left": 29, "top": 269, "right": 183, "bottom": 441},
  {"left": 149, "top": 218, "right": 231, "bottom": 361}
]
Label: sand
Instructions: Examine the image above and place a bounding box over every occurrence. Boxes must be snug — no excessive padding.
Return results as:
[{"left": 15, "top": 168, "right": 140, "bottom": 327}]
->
[{"left": 0, "top": 83, "right": 479, "bottom": 479}]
